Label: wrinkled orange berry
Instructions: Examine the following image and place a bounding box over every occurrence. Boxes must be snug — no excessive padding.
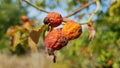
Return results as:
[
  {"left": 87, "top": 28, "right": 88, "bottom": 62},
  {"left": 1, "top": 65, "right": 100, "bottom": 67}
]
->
[
  {"left": 44, "top": 12, "right": 63, "bottom": 27},
  {"left": 21, "top": 15, "right": 29, "bottom": 23},
  {"left": 44, "top": 29, "right": 68, "bottom": 50},
  {"left": 62, "top": 20, "right": 82, "bottom": 40}
]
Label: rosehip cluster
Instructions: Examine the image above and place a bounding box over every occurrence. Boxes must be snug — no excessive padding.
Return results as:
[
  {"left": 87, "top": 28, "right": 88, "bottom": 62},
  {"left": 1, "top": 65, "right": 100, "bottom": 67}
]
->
[{"left": 44, "top": 12, "right": 82, "bottom": 63}]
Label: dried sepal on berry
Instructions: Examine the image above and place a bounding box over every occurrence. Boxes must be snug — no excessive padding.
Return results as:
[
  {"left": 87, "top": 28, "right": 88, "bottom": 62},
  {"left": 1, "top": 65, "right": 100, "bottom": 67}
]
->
[
  {"left": 62, "top": 20, "right": 82, "bottom": 40},
  {"left": 43, "top": 12, "right": 63, "bottom": 27},
  {"left": 45, "top": 48, "right": 56, "bottom": 63}
]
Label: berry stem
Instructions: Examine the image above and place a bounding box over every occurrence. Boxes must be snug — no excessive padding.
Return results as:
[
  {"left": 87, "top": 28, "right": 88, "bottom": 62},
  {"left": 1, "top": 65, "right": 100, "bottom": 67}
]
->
[
  {"left": 23, "top": 0, "right": 49, "bottom": 13},
  {"left": 64, "top": 0, "right": 99, "bottom": 18}
]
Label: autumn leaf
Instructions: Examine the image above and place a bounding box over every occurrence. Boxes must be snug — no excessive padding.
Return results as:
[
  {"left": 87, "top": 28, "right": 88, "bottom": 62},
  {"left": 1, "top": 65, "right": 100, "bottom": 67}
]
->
[
  {"left": 6, "top": 26, "right": 19, "bottom": 37},
  {"left": 28, "top": 25, "right": 47, "bottom": 52},
  {"left": 29, "top": 25, "right": 47, "bottom": 44},
  {"left": 11, "top": 31, "right": 21, "bottom": 51},
  {"left": 86, "top": 23, "right": 96, "bottom": 41},
  {"left": 22, "top": 22, "right": 33, "bottom": 30},
  {"left": 28, "top": 37, "right": 38, "bottom": 52},
  {"left": 6, "top": 25, "right": 29, "bottom": 51}
]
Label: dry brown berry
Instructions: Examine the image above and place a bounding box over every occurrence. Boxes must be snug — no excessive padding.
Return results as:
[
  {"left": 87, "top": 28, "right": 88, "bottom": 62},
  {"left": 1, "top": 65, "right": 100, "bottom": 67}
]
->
[
  {"left": 44, "top": 29, "right": 68, "bottom": 50},
  {"left": 44, "top": 12, "right": 63, "bottom": 27},
  {"left": 62, "top": 20, "right": 82, "bottom": 40}
]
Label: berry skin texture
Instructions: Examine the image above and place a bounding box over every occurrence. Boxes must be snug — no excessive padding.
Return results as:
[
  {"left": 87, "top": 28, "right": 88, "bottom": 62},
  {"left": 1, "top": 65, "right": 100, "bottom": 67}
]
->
[
  {"left": 44, "top": 29, "right": 68, "bottom": 50},
  {"left": 62, "top": 20, "right": 82, "bottom": 40},
  {"left": 21, "top": 15, "right": 29, "bottom": 23},
  {"left": 44, "top": 12, "right": 63, "bottom": 27}
]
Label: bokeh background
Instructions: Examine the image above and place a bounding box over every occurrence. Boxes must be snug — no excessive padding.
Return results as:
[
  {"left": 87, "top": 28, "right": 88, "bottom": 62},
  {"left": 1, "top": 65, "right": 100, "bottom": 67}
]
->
[{"left": 0, "top": 0, "right": 120, "bottom": 68}]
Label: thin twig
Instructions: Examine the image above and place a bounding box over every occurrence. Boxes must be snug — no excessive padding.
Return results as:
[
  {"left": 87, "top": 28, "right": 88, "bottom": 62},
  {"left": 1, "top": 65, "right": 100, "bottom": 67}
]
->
[
  {"left": 80, "top": 23, "right": 88, "bottom": 25},
  {"left": 80, "top": 0, "right": 100, "bottom": 24},
  {"left": 88, "top": 39, "right": 96, "bottom": 68},
  {"left": 85, "top": 0, "right": 100, "bottom": 23},
  {"left": 64, "top": 0, "right": 99, "bottom": 18},
  {"left": 23, "top": 0, "right": 49, "bottom": 13},
  {"left": 86, "top": 1, "right": 100, "bottom": 67}
]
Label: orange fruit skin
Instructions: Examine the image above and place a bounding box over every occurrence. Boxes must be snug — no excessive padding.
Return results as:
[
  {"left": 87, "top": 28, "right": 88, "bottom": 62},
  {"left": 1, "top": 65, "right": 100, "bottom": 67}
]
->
[
  {"left": 62, "top": 21, "right": 82, "bottom": 40},
  {"left": 44, "top": 29, "right": 68, "bottom": 50},
  {"left": 44, "top": 12, "right": 63, "bottom": 27}
]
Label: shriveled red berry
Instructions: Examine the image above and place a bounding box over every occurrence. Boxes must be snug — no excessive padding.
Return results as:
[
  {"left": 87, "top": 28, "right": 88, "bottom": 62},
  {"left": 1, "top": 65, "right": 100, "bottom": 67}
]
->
[
  {"left": 44, "top": 29, "right": 68, "bottom": 50},
  {"left": 43, "top": 12, "right": 63, "bottom": 27}
]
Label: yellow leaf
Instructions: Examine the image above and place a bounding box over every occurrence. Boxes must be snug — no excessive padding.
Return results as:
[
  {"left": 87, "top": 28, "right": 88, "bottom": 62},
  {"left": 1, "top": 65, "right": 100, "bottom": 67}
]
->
[
  {"left": 6, "top": 26, "right": 19, "bottom": 37},
  {"left": 22, "top": 22, "right": 33, "bottom": 30},
  {"left": 11, "top": 31, "right": 21, "bottom": 51},
  {"left": 28, "top": 25, "right": 47, "bottom": 52},
  {"left": 28, "top": 37, "right": 38, "bottom": 52},
  {"left": 29, "top": 25, "right": 47, "bottom": 44}
]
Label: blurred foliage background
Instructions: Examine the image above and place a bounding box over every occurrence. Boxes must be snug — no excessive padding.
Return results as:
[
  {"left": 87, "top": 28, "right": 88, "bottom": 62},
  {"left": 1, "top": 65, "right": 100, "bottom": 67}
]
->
[
  {"left": 0, "top": 0, "right": 27, "bottom": 50},
  {"left": 0, "top": 0, "right": 120, "bottom": 68}
]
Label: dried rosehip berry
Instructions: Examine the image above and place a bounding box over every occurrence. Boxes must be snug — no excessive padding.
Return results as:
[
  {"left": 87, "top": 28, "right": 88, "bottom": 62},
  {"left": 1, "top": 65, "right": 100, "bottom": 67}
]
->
[
  {"left": 43, "top": 12, "right": 63, "bottom": 27},
  {"left": 21, "top": 15, "right": 29, "bottom": 23},
  {"left": 44, "top": 29, "right": 68, "bottom": 50},
  {"left": 44, "top": 29, "right": 68, "bottom": 63},
  {"left": 62, "top": 20, "right": 82, "bottom": 40}
]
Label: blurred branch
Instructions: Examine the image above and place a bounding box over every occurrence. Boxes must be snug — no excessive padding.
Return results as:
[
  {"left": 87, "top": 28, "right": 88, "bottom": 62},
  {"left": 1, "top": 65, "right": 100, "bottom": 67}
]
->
[
  {"left": 23, "top": 0, "right": 49, "bottom": 13},
  {"left": 80, "top": 22, "right": 88, "bottom": 25},
  {"left": 65, "top": 0, "right": 99, "bottom": 18},
  {"left": 85, "top": 1, "right": 100, "bottom": 23},
  {"left": 81, "top": 0, "right": 100, "bottom": 24}
]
